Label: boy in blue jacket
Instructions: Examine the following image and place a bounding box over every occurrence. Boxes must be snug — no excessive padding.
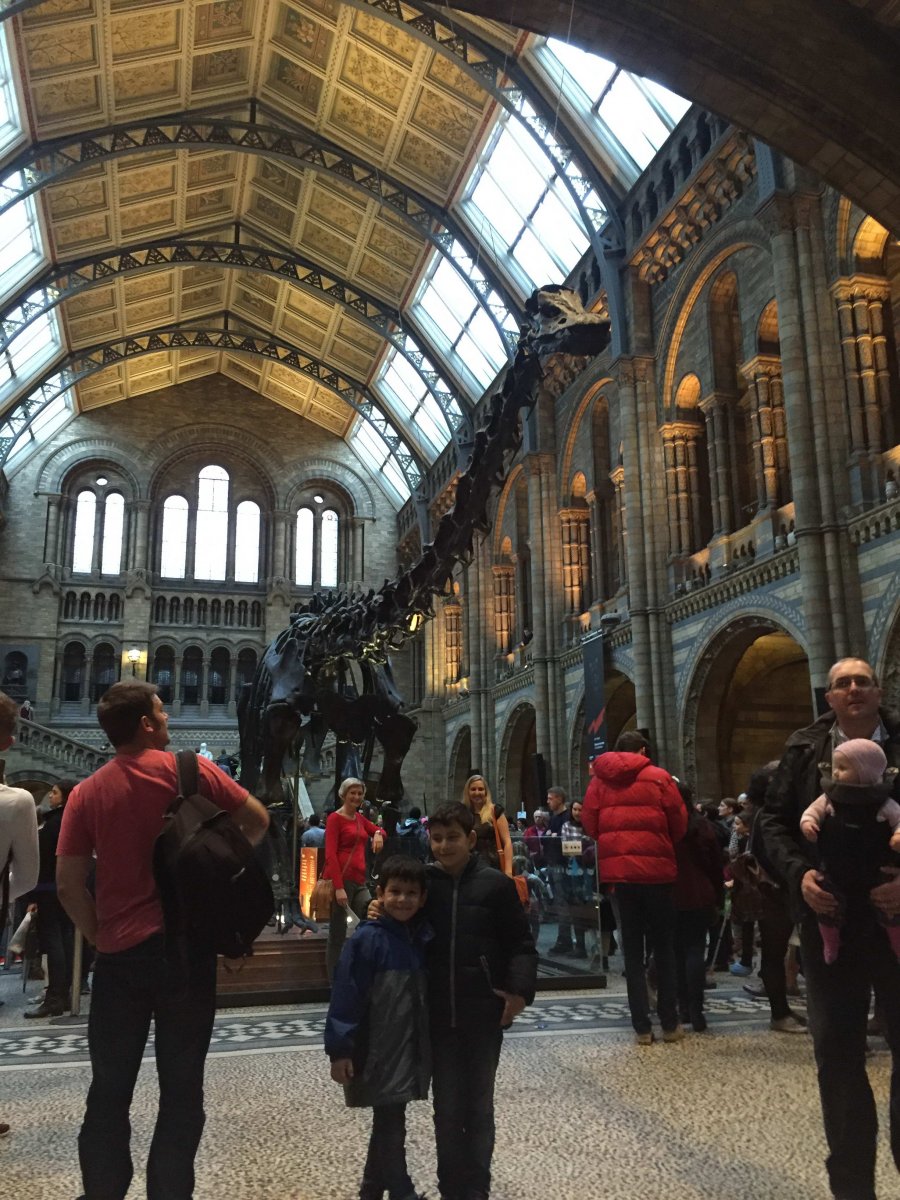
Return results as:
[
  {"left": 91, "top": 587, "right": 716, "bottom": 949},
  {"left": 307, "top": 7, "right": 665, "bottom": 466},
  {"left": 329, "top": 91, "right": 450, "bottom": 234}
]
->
[{"left": 325, "top": 855, "right": 431, "bottom": 1200}]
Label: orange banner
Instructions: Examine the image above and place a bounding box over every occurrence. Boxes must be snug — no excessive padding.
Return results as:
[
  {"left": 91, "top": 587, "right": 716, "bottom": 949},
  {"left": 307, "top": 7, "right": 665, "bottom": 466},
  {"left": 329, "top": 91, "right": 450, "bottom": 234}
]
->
[{"left": 299, "top": 846, "right": 319, "bottom": 917}]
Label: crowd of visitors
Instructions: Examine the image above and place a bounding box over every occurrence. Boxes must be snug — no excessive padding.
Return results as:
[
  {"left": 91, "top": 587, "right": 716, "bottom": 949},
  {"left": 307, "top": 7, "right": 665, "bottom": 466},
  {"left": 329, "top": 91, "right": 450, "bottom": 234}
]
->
[{"left": 1, "top": 653, "right": 898, "bottom": 1199}]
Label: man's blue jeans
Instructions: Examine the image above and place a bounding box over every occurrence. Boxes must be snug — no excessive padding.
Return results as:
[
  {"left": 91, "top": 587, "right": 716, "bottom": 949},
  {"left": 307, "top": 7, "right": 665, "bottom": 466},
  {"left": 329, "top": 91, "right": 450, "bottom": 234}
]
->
[{"left": 78, "top": 932, "right": 217, "bottom": 1200}]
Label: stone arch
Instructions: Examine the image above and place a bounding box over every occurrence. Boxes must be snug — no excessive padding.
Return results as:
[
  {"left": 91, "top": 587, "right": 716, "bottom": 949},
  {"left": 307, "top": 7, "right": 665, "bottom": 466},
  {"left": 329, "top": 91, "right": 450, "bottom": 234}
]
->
[
  {"left": 491, "top": 462, "right": 525, "bottom": 558},
  {"left": 147, "top": 429, "right": 279, "bottom": 511},
  {"left": 658, "top": 220, "right": 770, "bottom": 404},
  {"left": 567, "top": 668, "right": 637, "bottom": 799},
  {"left": 447, "top": 725, "right": 472, "bottom": 804},
  {"left": 37, "top": 439, "right": 145, "bottom": 498},
  {"left": 870, "top": 583, "right": 900, "bottom": 712},
  {"left": 756, "top": 299, "right": 780, "bottom": 354},
  {"left": 558, "top": 376, "right": 616, "bottom": 506},
  {"left": 284, "top": 457, "right": 377, "bottom": 520},
  {"left": 497, "top": 701, "right": 538, "bottom": 817},
  {"left": 680, "top": 613, "right": 812, "bottom": 797},
  {"left": 853, "top": 216, "right": 891, "bottom": 273}
]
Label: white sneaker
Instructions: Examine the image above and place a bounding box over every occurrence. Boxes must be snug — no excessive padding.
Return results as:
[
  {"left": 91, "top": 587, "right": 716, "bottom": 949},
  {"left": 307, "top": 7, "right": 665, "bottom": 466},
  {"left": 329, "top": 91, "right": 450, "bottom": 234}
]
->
[{"left": 770, "top": 1015, "right": 807, "bottom": 1034}]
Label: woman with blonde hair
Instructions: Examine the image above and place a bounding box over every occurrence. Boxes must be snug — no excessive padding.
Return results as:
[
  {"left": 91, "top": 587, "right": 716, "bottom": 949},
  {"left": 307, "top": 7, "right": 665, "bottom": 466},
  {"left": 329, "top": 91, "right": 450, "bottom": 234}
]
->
[{"left": 461, "top": 774, "right": 513, "bottom": 876}]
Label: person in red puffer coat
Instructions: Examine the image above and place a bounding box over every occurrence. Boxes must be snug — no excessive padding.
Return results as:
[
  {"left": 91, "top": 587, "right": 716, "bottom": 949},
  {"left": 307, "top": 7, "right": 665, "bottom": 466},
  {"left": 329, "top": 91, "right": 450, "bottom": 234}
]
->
[{"left": 582, "top": 731, "right": 687, "bottom": 1044}]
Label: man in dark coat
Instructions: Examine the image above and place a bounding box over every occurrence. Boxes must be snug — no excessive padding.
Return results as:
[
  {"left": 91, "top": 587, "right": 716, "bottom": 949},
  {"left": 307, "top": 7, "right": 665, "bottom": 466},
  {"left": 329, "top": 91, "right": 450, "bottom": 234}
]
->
[{"left": 759, "top": 657, "right": 900, "bottom": 1200}]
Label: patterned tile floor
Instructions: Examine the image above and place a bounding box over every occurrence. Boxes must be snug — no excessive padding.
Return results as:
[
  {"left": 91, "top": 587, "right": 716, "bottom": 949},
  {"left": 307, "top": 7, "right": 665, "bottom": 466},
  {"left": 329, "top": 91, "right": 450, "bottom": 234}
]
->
[{"left": 0, "top": 965, "right": 895, "bottom": 1200}]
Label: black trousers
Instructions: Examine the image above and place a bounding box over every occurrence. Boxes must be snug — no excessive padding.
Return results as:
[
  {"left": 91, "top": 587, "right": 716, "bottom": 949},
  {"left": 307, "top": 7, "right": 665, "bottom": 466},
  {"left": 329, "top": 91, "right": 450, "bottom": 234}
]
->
[
  {"left": 78, "top": 933, "right": 217, "bottom": 1200},
  {"left": 801, "top": 911, "right": 900, "bottom": 1199},
  {"left": 675, "top": 907, "right": 710, "bottom": 1023},
  {"left": 35, "top": 891, "right": 74, "bottom": 1004},
  {"left": 616, "top": 882, "right": 679, "bottom": 1034},
  {"left": 361, "top": 1104, "right": 415, "bottom": 1200},
  {"left": 431, "top": 1024, "right": 503, "bottom": 1199},
  {"left": 758, "top": 901, "right": 794, "bottom": 1022}
]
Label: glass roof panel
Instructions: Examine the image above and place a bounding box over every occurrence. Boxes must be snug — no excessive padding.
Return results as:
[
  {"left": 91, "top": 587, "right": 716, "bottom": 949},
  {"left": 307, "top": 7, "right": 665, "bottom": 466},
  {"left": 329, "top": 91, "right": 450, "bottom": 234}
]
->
[{"left": 598, "top": 73, "right": 671, "bottom": 169}]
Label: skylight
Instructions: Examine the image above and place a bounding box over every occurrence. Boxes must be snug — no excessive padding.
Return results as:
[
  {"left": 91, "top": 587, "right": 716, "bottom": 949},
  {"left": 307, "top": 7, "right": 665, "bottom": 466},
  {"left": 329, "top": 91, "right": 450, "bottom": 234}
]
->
[
  {"left": 540, "top": 37, "right": 691, "bottom": 175},
  {"left": 377, "top": 350, "right": 452, "bottom": 462},
  {"left": 351, "top": 419, "right": 412, "bottom": 505}
]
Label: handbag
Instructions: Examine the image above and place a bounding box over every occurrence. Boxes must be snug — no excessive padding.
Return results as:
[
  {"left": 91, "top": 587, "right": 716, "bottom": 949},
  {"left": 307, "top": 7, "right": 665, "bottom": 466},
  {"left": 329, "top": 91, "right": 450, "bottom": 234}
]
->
[
  {"left": 730, "top": 852, "right": 782, "bottom": 922},
  {"left": 310, "top": 818, "right": 362, "bottom": 920},
  {"left": 490, "top": 808, "right": 529, "bottom": 907}
]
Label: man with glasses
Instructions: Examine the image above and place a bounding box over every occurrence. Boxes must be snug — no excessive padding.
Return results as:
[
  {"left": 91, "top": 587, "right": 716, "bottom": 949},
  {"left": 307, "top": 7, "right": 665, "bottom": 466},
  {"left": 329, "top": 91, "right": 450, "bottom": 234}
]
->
[{"left": 760, "top": 657, "right": 900, "bottom": 1200}]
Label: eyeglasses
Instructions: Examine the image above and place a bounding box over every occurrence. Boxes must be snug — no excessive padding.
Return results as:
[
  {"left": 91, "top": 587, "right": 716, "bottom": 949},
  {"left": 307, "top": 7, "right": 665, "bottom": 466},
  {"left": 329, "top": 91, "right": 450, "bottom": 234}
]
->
[{"left": 828, "top": 675, "right": 876, "bottom": 691}]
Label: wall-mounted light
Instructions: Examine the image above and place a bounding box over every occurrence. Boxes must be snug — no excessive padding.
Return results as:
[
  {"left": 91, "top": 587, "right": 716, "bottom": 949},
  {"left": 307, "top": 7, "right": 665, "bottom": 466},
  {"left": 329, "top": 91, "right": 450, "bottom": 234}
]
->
[{"left": 127, "top": 647, "right": 141, "bottom": 676}]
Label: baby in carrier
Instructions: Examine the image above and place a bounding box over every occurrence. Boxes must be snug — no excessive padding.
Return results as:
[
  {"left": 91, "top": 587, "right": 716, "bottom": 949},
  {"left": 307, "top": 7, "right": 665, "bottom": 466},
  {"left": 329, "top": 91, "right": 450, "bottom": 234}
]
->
[{"left": 800, "top": 738, "right": 900, "bottom": 964}]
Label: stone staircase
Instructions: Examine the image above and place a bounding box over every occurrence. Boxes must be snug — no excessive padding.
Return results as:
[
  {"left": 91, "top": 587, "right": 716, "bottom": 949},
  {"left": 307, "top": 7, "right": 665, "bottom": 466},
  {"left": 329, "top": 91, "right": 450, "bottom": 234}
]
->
[{"left": 4, "top": 717, "right": 111, "bottom": 784}]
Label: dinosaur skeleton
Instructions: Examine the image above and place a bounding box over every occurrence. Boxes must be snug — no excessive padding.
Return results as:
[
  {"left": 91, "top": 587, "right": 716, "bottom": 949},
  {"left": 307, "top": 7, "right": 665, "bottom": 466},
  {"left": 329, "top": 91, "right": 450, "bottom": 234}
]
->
[{"left": 238, "top": 286, "right": 611, "bottom": 807}]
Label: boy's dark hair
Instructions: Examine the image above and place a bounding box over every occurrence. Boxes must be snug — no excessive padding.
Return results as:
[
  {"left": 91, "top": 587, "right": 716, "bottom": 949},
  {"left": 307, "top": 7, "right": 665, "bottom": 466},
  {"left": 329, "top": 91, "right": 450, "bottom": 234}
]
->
[
  {"left": 307, "top": 812, "right": 321, "bottom": 827},
  {"left": 428, "top": 801, "right": 475, "bottom": 835},
  {"left": 408, "top": 806, "right": 422, "bottom": 820},
  {"left": 376, "top": 855, "right": 428, "bottom": 892},
  {"left": 97, "top": 681, "right": 159, "bottom": 746},
  {"left": 615, "top": 730, "right": 650, "bottom": 754}
]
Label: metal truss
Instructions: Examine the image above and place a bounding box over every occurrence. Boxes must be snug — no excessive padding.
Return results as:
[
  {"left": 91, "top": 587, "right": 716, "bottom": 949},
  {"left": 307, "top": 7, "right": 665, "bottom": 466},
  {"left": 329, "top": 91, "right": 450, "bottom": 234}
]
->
[
  {"left": 0, "top": 237, "right": 473, "bottom": 446},
  {"left": 0, "top": 109, "right": 522, "bottom": 356},
  {"left": 347, "top": 0, "right": 625, "bottom": 249},
  {"left": 0, "top": 0, "right": 43, "bottom": 19},
  {"left": 0, "top": 321, "right": 426, "bottom": 494}
]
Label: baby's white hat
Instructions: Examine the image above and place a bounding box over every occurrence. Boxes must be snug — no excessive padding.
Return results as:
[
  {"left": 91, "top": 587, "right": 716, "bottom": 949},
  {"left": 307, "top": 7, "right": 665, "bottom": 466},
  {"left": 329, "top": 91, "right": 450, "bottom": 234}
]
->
[{"left": 836, "top": 738, "right": 887, "bottom": 785}]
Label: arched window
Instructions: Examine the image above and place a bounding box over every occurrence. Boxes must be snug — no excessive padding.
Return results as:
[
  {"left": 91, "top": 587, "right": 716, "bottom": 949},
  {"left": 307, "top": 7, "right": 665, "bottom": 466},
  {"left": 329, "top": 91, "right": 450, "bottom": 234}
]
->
[
  {"left": 181, "top": 646, "right": 203, "bottom": 707},
  {"left": 60, "top": 641, "right": 86, "bottom": 702},
  {"left": 294, "top": 502, "right": 343, "bottom": 587},
  {"left": 64, "top": 591, "right": 76, "bottom": 619},
  {"left": 93, "top": 593, "right": 106, "bottom": 621},
  {"left": 321, "top": 508, "right": 338, "bottom": 588},
  {"left": 208, "top": 647, "right": 230, "bottom": 706},
  {"left": 235, "top": 648, "right": 257, "bottom": 703},
  {"left": 108, "top": 594, "right": 122, "bottom": 622},
  {"left": 91, "top": 643, "right": 117, "bottom": 702},
  {"left": 152, "top": 645, "right": 175, "bottom": 704},
  {"left": 161, "top": 496, "right": 189, "bottom": 579},
  {"left": 79, "top": 591, "right": 91, "bottom": 620},
  {"left": 72, "top": 490, "right": 96, "bottom": 573},
  {"left": 194, "top": 465, "right": 229, "bottom": 581},
  {"left": 295, "top": 508, "right": 313, "bottom": 587},
  {"left": 234, "top": 500, "right": 260, "bottom": 583},
  {"left": 100, "top": 493, "right": 125, "bottom": 575},
  {"left": 154, "top": 595, "right": 166, "bottom": 623}
]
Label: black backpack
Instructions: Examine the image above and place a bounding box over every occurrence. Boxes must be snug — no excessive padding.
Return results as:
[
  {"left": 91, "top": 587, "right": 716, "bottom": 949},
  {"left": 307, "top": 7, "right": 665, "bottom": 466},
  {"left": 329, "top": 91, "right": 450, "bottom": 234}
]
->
[{"left": 153, "top": 750, "right": 274, "bottom": 958}]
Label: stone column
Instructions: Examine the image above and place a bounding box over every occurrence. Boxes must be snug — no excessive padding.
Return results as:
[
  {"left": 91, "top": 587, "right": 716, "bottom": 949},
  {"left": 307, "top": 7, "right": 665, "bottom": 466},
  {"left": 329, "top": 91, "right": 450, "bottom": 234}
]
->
[
  {"left": 350, "top": 517, "right": 365, "bottom": 584},
  {"left": 759, "top": 192, "right": 840, "bottom": 683},
  {"left": 272, "top": 510, "right": 288, "bottom": 579},
  {"left": 700, "top": 393, "right": 735, "bottom": 535},
  {"left": 610, "top": 467, "right": 627, "bottom": 588},
  {"left": 741, "top": 355, "right": 788, "bottom": 511},
  {"left": 560, "top": 508, "right": 591, "bottom": 621},
  {"left": 525, "top": 454, "right": 558, "bottom": 778},
  {"left": 660, "top": 422, "right": 705, "bottom": 557},
  {"left": 492, "top": 563, "right": 515, "bottom": 664},
  {"left": 833, "top": 276, "right": 891, "bottom": 503},
  {"left": 200, "top": 656, "right": 210, "bottom": 718},
  {"left": 44, "top": 495, "right": 62, "bottom": 568}
]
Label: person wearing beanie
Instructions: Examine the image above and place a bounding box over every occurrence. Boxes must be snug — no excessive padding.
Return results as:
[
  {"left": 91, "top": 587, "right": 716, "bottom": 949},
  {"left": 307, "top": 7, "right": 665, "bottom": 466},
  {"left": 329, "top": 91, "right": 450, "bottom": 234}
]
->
[{"left": 799, "top": 738, "right": 900, "bottom": 965}]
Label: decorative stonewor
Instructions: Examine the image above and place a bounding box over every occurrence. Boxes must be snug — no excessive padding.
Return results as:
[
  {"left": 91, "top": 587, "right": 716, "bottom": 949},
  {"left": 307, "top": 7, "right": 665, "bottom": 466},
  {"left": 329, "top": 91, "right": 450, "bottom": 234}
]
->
[
  {"left": 491, "top": 562, "right": 515, "bottom": 662},
  {"left": 661, "top": 421, "right": 707, "bottom": 557},
  {"left": 833, "top": 276, "right": 893, "bottom": 504},
  {"left": 559, "top": 507, "right": 591, "bottom": 618},
  {"left": 609, "top": 466, "right": 628, "bottom": 589},
  {"left": 442, "top": 598, "right": 462, "bottom": 687},
  {"left": 741, "top": 355, "right": 791, "bottom": 512}
]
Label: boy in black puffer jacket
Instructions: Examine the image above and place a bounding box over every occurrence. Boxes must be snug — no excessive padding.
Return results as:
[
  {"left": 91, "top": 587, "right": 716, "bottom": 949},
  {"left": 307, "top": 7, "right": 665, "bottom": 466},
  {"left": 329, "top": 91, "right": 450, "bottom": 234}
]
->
[{"left": 424, "top": 802, "right": 537, "bottom": 1200}]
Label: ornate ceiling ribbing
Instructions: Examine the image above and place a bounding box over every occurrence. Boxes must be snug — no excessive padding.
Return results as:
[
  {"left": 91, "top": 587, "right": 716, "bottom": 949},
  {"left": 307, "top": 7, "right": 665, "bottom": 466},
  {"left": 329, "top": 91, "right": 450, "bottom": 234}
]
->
[
  {"left": 0, "top": 0, "right": 623, "bottom": 497},
  {"left": 0, "top": 108, "right": 522, "bottom": 347},
  {"left": 0, "top": 319, "right": 426, "bottom": 488},
  {"left": 0, "top": 238, "right": 471, "bottom": 442}
]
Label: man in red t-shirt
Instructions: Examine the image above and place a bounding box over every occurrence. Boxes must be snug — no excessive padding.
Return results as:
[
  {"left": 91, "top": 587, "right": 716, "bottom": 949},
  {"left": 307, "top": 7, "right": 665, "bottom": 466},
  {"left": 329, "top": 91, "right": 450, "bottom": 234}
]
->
[{"left": 57, "top": 681, "right": 268, "bottom": 1200}]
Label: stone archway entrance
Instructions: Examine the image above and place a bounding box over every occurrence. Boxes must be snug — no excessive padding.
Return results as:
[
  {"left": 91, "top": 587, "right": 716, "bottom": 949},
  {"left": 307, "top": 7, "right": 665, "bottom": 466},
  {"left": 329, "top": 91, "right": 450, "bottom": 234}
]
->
[
  {"left": 570, "top": 670, "right": 637, "bottom": 799},
  {"left": 684, "top": 619, "right": 812, "bottom": 798},
  {"left": 500, "top": 703, "right": 538, "bottom": 819},
  {"left": 448, "top": 726, "right": 472, "bottom": 806}
]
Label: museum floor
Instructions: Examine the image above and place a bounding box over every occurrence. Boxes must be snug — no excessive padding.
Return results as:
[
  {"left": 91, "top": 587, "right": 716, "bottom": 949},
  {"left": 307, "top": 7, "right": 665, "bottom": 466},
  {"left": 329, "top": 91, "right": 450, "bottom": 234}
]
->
[{"left": 0, "top": 962, "right": 895, "bottom": 1200}]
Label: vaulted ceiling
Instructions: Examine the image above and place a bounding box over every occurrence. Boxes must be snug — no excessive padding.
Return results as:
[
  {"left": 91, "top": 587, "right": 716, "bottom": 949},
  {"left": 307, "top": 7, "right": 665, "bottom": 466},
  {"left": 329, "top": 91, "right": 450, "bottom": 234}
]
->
[{"left": 4, "top": 2, "right": 523, "bottom": 479}]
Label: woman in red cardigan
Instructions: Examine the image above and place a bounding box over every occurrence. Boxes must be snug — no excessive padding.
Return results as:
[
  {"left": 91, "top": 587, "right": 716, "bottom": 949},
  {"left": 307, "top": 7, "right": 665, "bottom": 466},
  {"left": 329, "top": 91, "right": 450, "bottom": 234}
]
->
[{"left": 324, "top": 777, "right": 382, "bottom": 979}]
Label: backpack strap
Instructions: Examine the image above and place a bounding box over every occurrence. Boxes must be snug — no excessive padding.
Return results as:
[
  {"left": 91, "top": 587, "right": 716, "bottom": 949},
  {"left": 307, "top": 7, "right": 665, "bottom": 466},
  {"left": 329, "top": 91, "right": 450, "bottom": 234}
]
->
[{"left": 175, "top": 748, "right": 200, "bottom": 801}]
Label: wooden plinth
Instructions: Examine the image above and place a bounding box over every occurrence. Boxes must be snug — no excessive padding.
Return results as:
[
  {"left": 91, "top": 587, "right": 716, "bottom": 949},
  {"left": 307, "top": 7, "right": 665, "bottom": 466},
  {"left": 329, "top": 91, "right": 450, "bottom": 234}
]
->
[{"left": 216, "top": 928, "right": 329, "bottom": 1007}]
